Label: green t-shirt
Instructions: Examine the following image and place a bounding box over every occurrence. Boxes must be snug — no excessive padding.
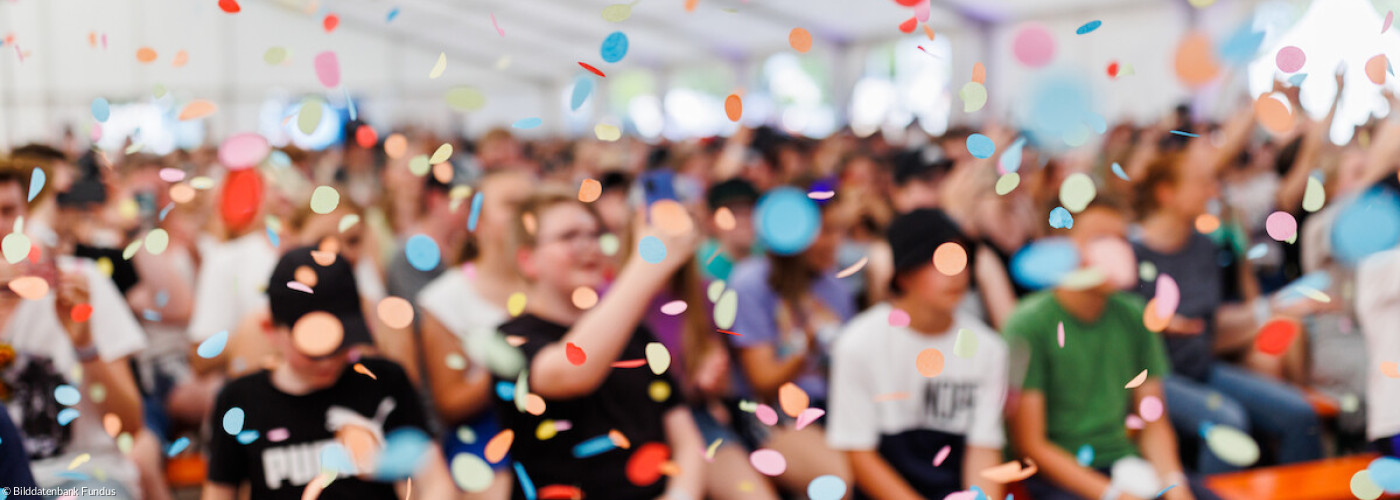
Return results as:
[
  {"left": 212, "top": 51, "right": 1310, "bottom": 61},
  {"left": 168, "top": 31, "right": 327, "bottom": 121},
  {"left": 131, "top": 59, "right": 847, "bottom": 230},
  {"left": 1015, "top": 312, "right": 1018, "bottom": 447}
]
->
[{"left": 1002, "top": 291, "right": 1172, "bottom": 468}]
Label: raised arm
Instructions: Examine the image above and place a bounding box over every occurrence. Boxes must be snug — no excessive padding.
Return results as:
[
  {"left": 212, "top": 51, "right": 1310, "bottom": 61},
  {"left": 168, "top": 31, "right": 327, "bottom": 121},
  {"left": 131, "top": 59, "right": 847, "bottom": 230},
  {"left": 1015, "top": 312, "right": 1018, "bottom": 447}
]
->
[{"left": 1278, "top": 72, "right": 1343, "bottom": 212}]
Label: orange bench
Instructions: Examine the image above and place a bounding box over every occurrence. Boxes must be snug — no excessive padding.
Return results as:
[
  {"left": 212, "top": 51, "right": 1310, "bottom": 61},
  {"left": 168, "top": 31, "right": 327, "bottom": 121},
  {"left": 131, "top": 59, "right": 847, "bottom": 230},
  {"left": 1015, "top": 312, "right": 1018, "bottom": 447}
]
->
[
  {"left": 1206, "top": 453, "right": 1398, "bottom": 500},
  {"left": 165, "top": 454, "right": 207, "bottom": 488}
]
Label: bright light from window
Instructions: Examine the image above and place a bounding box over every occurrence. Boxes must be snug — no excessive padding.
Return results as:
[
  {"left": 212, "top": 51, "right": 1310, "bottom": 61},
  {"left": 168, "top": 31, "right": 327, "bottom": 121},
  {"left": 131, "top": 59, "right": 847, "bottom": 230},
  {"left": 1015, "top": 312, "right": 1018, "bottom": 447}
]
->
[
  {"left": 665, "top": 88, "right": 726, "bottom": 138},
  {"left": 1248, "top": 0, "right": 1400, "bottom": 144},
  {"left": 763, "top": 52, "right": 836, "bottom": 138},
  {"left": 850, "top": 35, "right": 952, "bottom": 139},
  {"left": 629, "top": 94, "right": 664, "bottom": 139},
  {"left": 95, "top": 101, "right": 202, "bottom": 155}
]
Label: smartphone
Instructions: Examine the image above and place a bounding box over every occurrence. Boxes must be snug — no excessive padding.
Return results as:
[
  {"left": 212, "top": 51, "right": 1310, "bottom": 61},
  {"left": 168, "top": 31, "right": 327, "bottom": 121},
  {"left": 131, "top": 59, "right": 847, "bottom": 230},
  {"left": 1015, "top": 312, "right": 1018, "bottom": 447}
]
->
[{"left": 641, "top": 170, "right": 678, "bottom": 207}]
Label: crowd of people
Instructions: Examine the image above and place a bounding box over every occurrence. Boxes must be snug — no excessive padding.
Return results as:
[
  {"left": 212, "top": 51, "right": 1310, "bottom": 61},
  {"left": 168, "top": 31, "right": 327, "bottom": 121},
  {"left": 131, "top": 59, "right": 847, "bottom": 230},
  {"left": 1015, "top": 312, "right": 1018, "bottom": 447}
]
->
[{"left": 0, "top": 73, "right": 1398, "bottom": 500}]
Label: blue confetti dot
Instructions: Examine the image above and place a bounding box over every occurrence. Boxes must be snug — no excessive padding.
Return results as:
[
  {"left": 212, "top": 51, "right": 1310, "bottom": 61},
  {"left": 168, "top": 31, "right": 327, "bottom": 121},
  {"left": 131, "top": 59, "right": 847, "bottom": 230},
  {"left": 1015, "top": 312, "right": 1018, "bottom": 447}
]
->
[
  {"left": 405, "top": 234, "right": 442, "bottom": 271},
  {"left": 27, "top": 168, "right": 45, "bottom": 203},
  {"left": 54, "top": 385, "right": 80, "bottom": 406},
  {"left": 1076, "top": 444, "right": 1094, "bottom": 466},
  {"left": 572, "top": 435, "right": 617, "bottom": 458},
  {"left": 1075, "top": 20, "right": 1102, "bottom": 35},
  {"left": 514, "top": 462, "right": 537, "bottom": 500},
  {"left": 1111, "top": 162, "right": 1129, "bottom": 181},
  {"left": 755, "top": 187, "right": 821, "bottom": 256},
  {"left": 222, "top": 407, "right": 245, "bottom": 435},
  {"left": 967, "top": 133, "right": 996, "bottom": 159},
  {"left": 91, "top": 97, "right": 110, "bottom": 122},
  {"left": 155, "top": 290, "right": 170, "bottom": 307},
  {"left": 374, "top": 428, "right": 433, "bottom": 480},
  {"left": 1049, "top": 206, "right": 1074, "bottom": 229},
  {"left": 265, "top": 226, "right": 280, "bottom": 248},
  {"left": 386, "top": 7, "right": 400, "bottom": 22},
  {"left": 167, "top": 437, "right": 190, "bottom": 457},
  {"left": 1169, "top": 130, "right": 1199, "bottom": 138},
  {"left": 1288, "top": 73, "right": 1308, "bottom": 86},
  {"left": 570, "top": 75, "right": 594, "bottom": 111},
  {"left": 1368, "top": 456, "right": 1400, "bottom": 493},
  {"left": 1011, "top": 238, "right": 1080, "bottom": 290},
  {"left": 1217, "top": 24, "right": 1264, "bottom": 66},
  {"left": 198, "top": 330, "right": 229, "bottom": 359},
  {"left": 638, "top": 236, "right": 667, "bottom": 264},
  {"left": 807, "top": 475, "right": 847, "bottom": 500},
  {"left": 1331, "top": 185, "right": 1400, "bottom": 266},
  {"left": 999, "top": 138, "right": 1025, "bottom": 173},
  {"left": 513, "top": 117, "right": 543, "bottom": 129},
  {"left": 268, "top": 149, "right": 292, "bottom": 167},
  {"left": 468, "top": 192, "right": 484, "bottom": 232},
  {"left": 320, "top": 442, "right": 356, "bottom": 474},
  {"left": 495, "top": 381, "right": 516, "bottom": 401},
  {"left": 600, "top": 31, "right": 629, "bottom": 63},
  {"left": 57, "top": 408, "right": 80, "bottom": 426}
]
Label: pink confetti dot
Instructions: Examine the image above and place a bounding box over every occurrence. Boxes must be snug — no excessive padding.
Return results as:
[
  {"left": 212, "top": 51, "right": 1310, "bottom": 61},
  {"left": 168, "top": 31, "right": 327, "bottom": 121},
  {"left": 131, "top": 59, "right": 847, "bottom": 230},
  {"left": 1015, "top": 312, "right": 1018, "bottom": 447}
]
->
[
  {"left": 1013, "top": 23, "right": 1056, "bottom": 68},
  {"left": 749, "top": 449, "right": 787, "bottom": 476},
  {"left": 1140, "top": 395, "right": 1164, "bottom": 422},
  {"left": 755, "top": 404, "right": 778, "bottom": 426},
  {"left": 1155, "top": 274, "right": 1180, "bottom": 319},
  {"left": 1276, "top": 46, "right": 1305, "bottom": 73},
  {"left": 660, "top": 300, "right": 688, "bottom": 316},
  {"left": 888, "top": 308, "right": 911, "bottom": 327},
  {"left": 267, "top": 427, "right": 290, "bottom": 442},
  {"left": 1265, "top": 211, "right": 1298, "bottom": 241},
  {"left": 1126, "top": 414, "right": 1145, "bottom": 429},
  {"left": 933, "top": 445, "right": 952, "bottom": 466},
  {"left": 313, "top": 51, "right": 340, "bottom": 88}
]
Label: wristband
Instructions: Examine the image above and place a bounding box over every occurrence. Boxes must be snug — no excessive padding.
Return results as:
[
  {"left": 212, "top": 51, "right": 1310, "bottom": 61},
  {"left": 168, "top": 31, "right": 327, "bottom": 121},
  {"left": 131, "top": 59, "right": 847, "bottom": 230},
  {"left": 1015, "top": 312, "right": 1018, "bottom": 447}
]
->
[
  {"left": 75, "top": 343, "right": 100, "bottom": 363},
  {"left": 1099, "top": 485, "right": 1120, "bottom": 500},
  {"left": 1164, "top": 470, "right": 1188, "bottom": 485}
]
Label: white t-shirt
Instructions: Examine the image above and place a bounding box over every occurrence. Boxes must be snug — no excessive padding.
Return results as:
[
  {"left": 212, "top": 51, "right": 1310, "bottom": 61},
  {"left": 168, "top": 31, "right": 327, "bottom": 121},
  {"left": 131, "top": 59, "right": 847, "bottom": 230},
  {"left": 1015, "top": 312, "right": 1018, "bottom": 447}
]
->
[
  {"left": 417, "top": 267, "right": 507, "bottom": 366},
  {"left": 1357, "top": 249, "right": 1400, "bottom": 441},
  {"left": 187, "top": 232, "right": 279, "bottom": 342},
  {"left": 1, "top": 258, "right": 147, "bottom": 493},
  {"left": 827, "top": 303, "right": 1007, "bottom": 452}
]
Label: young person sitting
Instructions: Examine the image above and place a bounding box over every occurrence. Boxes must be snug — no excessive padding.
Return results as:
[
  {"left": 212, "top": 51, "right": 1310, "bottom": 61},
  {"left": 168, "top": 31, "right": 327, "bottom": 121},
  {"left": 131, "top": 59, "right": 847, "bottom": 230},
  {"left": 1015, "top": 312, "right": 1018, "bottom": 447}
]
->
[
  {"left": 1004, "top": 201, "right": 1219, "bottom": 500},
  {"left": 490, "top": 188, "right": 704, "bottom": 500},
  {"left": 201, "top": 246, "right": 453, "bottom": 500},
  {"left": 827, "top": 208, "right": 1007, "bottom": 500}
]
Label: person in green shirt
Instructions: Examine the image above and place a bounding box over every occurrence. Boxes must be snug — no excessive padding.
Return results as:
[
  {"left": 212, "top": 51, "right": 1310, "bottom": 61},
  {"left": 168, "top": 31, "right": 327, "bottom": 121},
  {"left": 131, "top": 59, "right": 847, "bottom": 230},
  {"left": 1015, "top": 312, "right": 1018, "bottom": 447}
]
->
[{"left": 1004, "top": 200, "right": 1220, "bottom": 500}]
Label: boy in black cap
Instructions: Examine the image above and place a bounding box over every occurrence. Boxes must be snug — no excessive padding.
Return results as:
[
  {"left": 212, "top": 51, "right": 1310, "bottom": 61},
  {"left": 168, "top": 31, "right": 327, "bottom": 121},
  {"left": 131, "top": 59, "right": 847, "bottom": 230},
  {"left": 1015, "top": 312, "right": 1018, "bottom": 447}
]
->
[
  {"left": 826, "top": 208, "right": 1007, "bottom": 500},
  {"left": 698, "top": 177, "right": 761, "bottom": 281},
  {"left": 202, "top": 247, "right": 453, "bottom": 500}
]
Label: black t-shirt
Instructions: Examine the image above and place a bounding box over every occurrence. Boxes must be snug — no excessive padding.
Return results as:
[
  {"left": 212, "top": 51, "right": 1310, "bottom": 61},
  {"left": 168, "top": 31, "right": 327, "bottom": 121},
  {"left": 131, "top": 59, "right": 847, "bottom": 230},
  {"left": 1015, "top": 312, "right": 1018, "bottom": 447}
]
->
[
  {"left": 495, "top": 314, "right": 681, "bottom": 500},
  {"left": 205, "top": 357, "right": 428, "bottom": 499}
]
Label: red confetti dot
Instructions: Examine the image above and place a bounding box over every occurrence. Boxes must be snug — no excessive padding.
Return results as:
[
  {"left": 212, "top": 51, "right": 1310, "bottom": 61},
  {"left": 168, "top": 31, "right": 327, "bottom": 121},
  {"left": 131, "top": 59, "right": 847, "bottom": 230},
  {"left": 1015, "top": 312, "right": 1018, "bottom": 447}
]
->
[
  {"left": 578, "top": 62, "right": 606, "bottom": 78},
  {"left": 1107, "top": 61, "right": 1120, "bottom": 77},
  {"left": 538, "top": 485, "right": 582, "bottom": 500},
  {"left": 565, "top": 342, "right": 586, "bottom": 366},
  {"left": 898, "top": 17, "right": 918, "bottom": 34},
  {"left": 355, "top": 125, "right": 378, "bottom": 149},
  {"left": 1255, "top": 318, "right": 1300, "bottom": 355},
  {"left": 610, "top": 359, "right": 647, "bottom": 368},
  {"left": 71, "top": 304, "right": 93, "bottom": 323},
  {"left": 218, "top": 0, "right": 241, "bottom": 13},
  {"left": 219, "top": 169, "right": 264, "bottom": 234},
  {"left": 625, "top": 443, "right": 670, "bottom": 486},
  {"left": 323, "top": 14, "right": 339, "bottom": 33},
  {"left": 893, "top": 0, "right": 922, "bottom": 6}
]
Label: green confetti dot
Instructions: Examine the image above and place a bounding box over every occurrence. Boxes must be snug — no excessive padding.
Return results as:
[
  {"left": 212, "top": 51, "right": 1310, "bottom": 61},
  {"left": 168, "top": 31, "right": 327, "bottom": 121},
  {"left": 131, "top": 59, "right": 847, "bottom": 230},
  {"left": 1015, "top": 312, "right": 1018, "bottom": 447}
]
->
[
  {"left": 953, "top": 328, "right": 978, "bottom": 358},
  {"left": 960, "top": 82, "right": 987, "bottom": 113},
  {"left": 430, "top": 144, "right": 453, "bottom": 164},
  {"left": 995, "top": 173, "right": 1020, "bottom": 195},
  {"left": 707, "top": 280, "right": 726, "bottom": 302},
  {"left": 446, "top": 86, "right": 486, "bottom": 112},
  {"left": 263, "top": 47, "right": 287, "bottom": 65},
  {"left": 1351, "top": 470, "right": 1382, "bottom": 500},
  {"left": 297, "top": 97, "right": 323, "bottom": 135},
  {"left": 450, "top": 453, "right": 494, "bottom": 492},
  {"left": 601, "top": 3, "right": 632, "bottom": 22},
  {"left": 599, "top": 233, "right": 620, "bottom": 256},
  {"left": 1138, "top": 261, "right": 1157, "bottom": 281},
  {"left": 1302, "top": 176, "right": 1326, "bottom": 213},
  {"left": 144, "top": 229, "right": 170, "bottom": 255},
  {"left": 714, "top": 289, "right": 738, "bottom": 329},
  {"left": 1059, "top": 173, "right": 1097, "bottom": 213},
  {"left": 1205, "top": 425, "right": 1259, "bottom": 467},
  {"left": 309, "top": 186, "right": 340, "bottom": 214},
  {"left": 409, "top": 155, "right": 431, "bottom": 177},
  {"left": 122, "top": 240, "right": 142, "bottom": 260}
]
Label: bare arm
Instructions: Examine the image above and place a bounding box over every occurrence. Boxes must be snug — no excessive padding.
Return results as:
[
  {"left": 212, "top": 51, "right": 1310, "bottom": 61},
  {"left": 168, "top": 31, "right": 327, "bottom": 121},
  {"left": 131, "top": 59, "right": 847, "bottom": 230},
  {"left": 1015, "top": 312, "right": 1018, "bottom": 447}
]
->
[
  {"left": 369, "top": 298, "right": 421, "bottom": 385},
  {"left": 847, "top": 450, "right": 922, "bottom": 500},
  {"left": 963, "top": 446, "right": 1006, "bottom": 500},
  {"left": 1134, "top": 379, "right": 1196, "bottom": 500},
  {"left": 85, "top": 355, "right": 145, "bottom": 436},
  {"left": 661, "top": 406, "right": 705, "bottom": 500},
  {"left": 1278, "top": 74, "right": 1342, "bottom": 212},
  {"left": 401, "top": 445, "right": 455, "bottom": 500},
  {"left": 421, "top": 312, "right": 493, "bottom": 423},
  {"left": 201, "top": 482, "right": 237, "bottom": 500},
  {"left": 1010, "top": 391, "right": 1133, "bottom": 500},
  {"left": 736, "top": 346, "right": 810, "bottom": 401},
  {"left": 974, "top": 245, "right": 1017, "bottom": 330}
]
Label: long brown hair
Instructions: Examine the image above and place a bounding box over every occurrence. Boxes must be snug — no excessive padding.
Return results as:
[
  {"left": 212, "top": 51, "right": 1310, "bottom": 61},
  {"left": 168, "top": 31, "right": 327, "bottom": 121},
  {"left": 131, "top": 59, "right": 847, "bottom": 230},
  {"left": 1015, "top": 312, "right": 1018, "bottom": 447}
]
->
[{"left": 1131, "top": 151, "right": 1185, "bottom": 220}]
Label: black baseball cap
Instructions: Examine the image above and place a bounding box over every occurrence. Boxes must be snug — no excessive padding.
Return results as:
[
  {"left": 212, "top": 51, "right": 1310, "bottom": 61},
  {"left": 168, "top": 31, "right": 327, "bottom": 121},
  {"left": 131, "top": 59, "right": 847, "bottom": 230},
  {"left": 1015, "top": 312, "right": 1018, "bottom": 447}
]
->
[
  {"left": 887, "top": 208, "right": 972, "bottom": 278},
  {"left": 267, "top": 246, "right": 373, "bottom": 356},
  {"left": 706, "top": 178, "right": 760, "bottom": 210},
  {"left": 892, "top": 147, "right": 953, "bottom": 187}
]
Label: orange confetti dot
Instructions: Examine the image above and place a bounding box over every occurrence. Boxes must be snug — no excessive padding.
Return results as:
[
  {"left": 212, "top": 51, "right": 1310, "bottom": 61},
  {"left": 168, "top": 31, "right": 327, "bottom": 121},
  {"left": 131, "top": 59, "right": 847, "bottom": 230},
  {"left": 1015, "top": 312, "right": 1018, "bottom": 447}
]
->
[
  {"left": 291, "top": 311, "right": 343, "bottom": 358},
  {"left": 972, "top": 62, "right": 986, "bottom": 85},
  {"left": 684, "top": 0, "right": 698, "bottom": 12},
  {"left": 177, "top": 100, "right": 218, "bottom": 121},
  {"left": 1174, "top": 32, "right": 1220, "bottom": 88},
  {"left": 571, "top": 286, "right": 599, "bottom": 309},
  {"left": 778, "top": 382, "right": 809, "bottom": 418},
  {"left": 525, "top": 394, "right": 546, "bottom": 415},
  {"left": 1143, "top": 298, "right": 1170, "bottom": 333},
  {"left": 981, "top": 459, "right": 1039, "bottom": 483},
  {"left": 649, "top": 200, "right": 693, "bottom": 235},
  {"left": 788, "top": 28, "right": 812, "bottom": 53},
  {"left": 7, "top": 276, "right": 48, "bottom": 300},
  {"left": 725, "top": 94, "right": 743, "bottom": 122},
  {"left": 578, "top": 179, "right": 602, "bottom": 202},
  {"left": 485, "top": 429, "right": 514, "bottom": 464},
  {"left": 715, "top": 207, "right": 736, "bottom": 231},
  {"left": 432, "top": 162, "right": 454, "bottom": 184},
  {"left": 172, "top": 50, "right": 188, "bottom": 68},
  {"left": 1254, "top": 318, "right": 1300, "bottom": 355},
  {"left": 293, "top": 265, "right": 318, "bottom": 288},
  {"left": 1382, "top": 361, "right": 1400, "bottom": 378},
  {"left": 136, "top": 47, "right": 157, "bottom": 63},
  {"left": 915, "top": 348, "right": 945, "bottom": 377},
  {"left": 1368, "top": 54, "right": 1389, "bottom": 84},
  {"left": 103, "top": 413, "right": 122, "bottom": 437},
  {"left": 170, "top": 184, "right": 196, "bottom": 204},
  {"left": 933, "top": 242, "right": 968, "bottom": 276},
  {"left": 384, "top": 134, "right": 408, "bottom": 159},
  {"left": 1194, "top": 213, "right": 1220, "bottom": 234},
  {"left": 376, "top": 296, "right": 415, "bottom": 329},
  {"left": 1255, "top": 94, "right": 1293, "bottom": 135},
  {"left": 609, "top": 429, "right": 632, "bottom": 449},
  {"left": 922, "top": 24, "right": 936, "bottom": 41},
  {"left": 218, "top": 0, "right": 241, "bottom": 13},
  {"left": 898, "top": 17, "right": 917, "bottom": 34},
  {"left": 353, "top": 363, "right": 377, "bottom": 380}
]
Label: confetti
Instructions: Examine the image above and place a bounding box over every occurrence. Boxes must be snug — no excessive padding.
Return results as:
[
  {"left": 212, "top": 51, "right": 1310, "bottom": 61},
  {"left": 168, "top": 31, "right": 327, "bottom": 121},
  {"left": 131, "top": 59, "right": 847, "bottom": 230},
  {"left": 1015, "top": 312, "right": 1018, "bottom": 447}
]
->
[
  {"left": 1139, "top": 395, "right": 1164, "bottom": 421},
  {"left": 197, "top": 330, "right": 229, "bottom": 358},
  {"left": 1, "top": 233, "right": 28, "bottom": 264},
  {"left": 450, "top": 453, "right": 494, "bottom": 492},
  {"left": 177, "top": 100, "right": 217, "bottom": 121},
  {"left": 725, "top": 94, "right": 743, "bottom": 122},
  {"left": 136, "top": 47, "right": 157, "bottom": 63},
  {"left": 353, "top": 362, "right": 377, "bottom": 380},
  {"left": 218, "top": 0, "right": 241, "bottom": 13},
  {"left": 405, "top": 234, "right": 441, "bottom": 271},
  {"left": 602, "top": 3, "right": 632, "bottom": 22},
  {"left": 1275, "top": 46, "right": 1305, "bottom": 73},
  {"left": 1076, "top": 445, "right": 1094, "bottom": 466},
  {"left": 600, "top": 31, "right": 629, "bottom": 63},
  {"left": 1076, "top": 20, "right": 1102, "bottom": 35},
  {"left": 1012, "top": 24, "right": 1055, "bottom": 67},
  {"left": 1255, "top": 94, "right": 1293, "bottom": 135},
  {"left": 57, "top": 408, "right": 79, "bottom": 426},
  {"left": 263, "top": 47, "right": 286, "bottom": 65},
  {"left": 789, "top": 28, "right": 812, "bottom": 53},
  {"left": 54, "top": 385, "right": 80, "bottom": 406},
  {"left": 933, "top": 242, "right": 967, "bottom": 275},
  {"left": 485, "top": 429, "right": 513, "bottom": 464},
  {"left": 578, "top": 62, "right": 605, "bottom": 78},
  {"left": 953, "top": 328, "right": 978, "bottom": 358},
  {"left": 933, "top": 445, "right": 952, "bottom": 466},
  {"left": 594, "top": 123, "right": 621, "bottom": 141},
  {"left": 572, "top": 435, "right": 617, "bottom": 458},
  {"left": 1124, "top": 369, "right": 1149, "bottom": 389},
  {"left": 959, "top": 82, "right": 987, "bottom": 113},
  {"left": 1048, "top": 207, "right": 1074, "bottom": 229},
  {"left": 756, "top": 187, "right": 820, "bottom": 255},
  {"left": 564, "top": 342, "right": 587, "bottom": 366},
  {"left": 1265, "top": 211, "right": 1297, "bottom": 241},
  {"left": 1057, "top": 321, "right": 1065, "bottom": 347},
  {"left": 1174, "top": 32, "right": 1220, "bottom": 87},
  {"left": 1058, "top": 173, "right": 1097, "bottom": 213},
  {"left": 1382, "top": 361, "right": 1400, "bottom": 378},
  {"left": 468, "top": 192, "right": 484, "bottom": 232},
  {"left": 1302, "top": 177, "right": 1326, "bottom": 212},
  {"left": 1369, "top": 54, "right": 1389, "bottom": 84},
  {"left": 570, "top": 286, "right": 599, "bottom": 309},
  {"left": 888, "top": 308, "right": 910, "bottom": 327},
  {"left": 576, "top": 179, "right": 603, "bottom": 203},
  {"left": 429, "top": 143, "right": 453, "bottom": 164},
  {"left": 1352, "top": 470, "right": 1383, "bottom": 500},
  {"left": 1154, "top": 274, "right": 1180, "bottom": 320},
  {"left": 377, "top": 297, "right": 414, "bottom": 329},
  {"left": 807, "top": 475, "right": 846, "bottom": 500},
  {"left": 70, "top": 304, "right": 93, "bottom": 323},
  {"left": 323, "top": 14, "right": 339, "bottom": 33},
  {"left": 659, "top": 300, "right": 687, "bottom": 316},
  {"left": 445, "top": 86, "right": 486, "bottom": 112},
  {"left": 8, "top": 276, "right": 48, "bottom": 300},
  {"left": 490, "top": 13, "right": 504, "bottom": 37},
  {"left": 1332, "top": 187, "right": 1400, "bottom": 265},
  {"left": 222, "top": 407, "right": 245, "bottom": 435},
  {"left": 980, "top": 459, "right": 1039, "bottom": 483},
  {"left": 1367, "top": 456, "right": 1400, "bottom": 493},
  {"left": 915, "top": 348, "right": 944, "bottom": 377},
  {"left": 1204, "top": 423, "right": 1259, "bottom": 466},
  {"left": 995, "top": 173, "right": 1020, "bottom": 195},
  {"left": 501, "top": 293, "right": 527, "bottom": 318},
  {"left": 297, "top": 96, "right": 324, "bottom": 135},
  {"left": 309, "top": 186, "right": 340, "bottom": 215},
  {"left": 428, "top": 53, "right": 447, "bottom": 79},
  {"left": 965, "top": 133, "right": 995, "bottom": 159},
  {"left": 626, "top": 443, "right": 670, "bottom": 486},
  {"left": 1255, "top": 318, "right": 1300, "bottom": 355},
  {"left": 1011, "top": 238, "right": 1078, "bottom": 289},
  {"left": 637, "top": 236, "right": 667, "bottom": 264},
  {"left": 386, "top": 7, "right": 400, "bottom": 22},
  {"left": 649, "top": 200, "right": 693, "bottom": 235},
  {"left": 571, "top": 76, "right": 595, "bottom": 111},
  {"left": 755, "top": 404, "right": 778, "bottom": 426},
  {"left": 749, "top": 449, "right": 787, "bottom": 476},
  {"left": 835, "top": 257, "right": 867, "bottom": 278},
  {"left": 778, "top": 382, "right": 809, "bottom": 417},
  {"left": 795, "top": 407, "right": 824, "bottom": 430},
  {"left": 644, "top": 342, "right": 671, "bottom": 375},
  {"left": 513, "top": 117, "right": 542, "bottom": 129}
]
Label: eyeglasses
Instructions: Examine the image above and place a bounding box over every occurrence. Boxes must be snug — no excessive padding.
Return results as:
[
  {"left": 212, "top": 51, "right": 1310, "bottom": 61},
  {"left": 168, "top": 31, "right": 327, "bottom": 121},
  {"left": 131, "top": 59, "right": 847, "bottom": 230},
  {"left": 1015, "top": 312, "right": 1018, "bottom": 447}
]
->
[{"left": 538, "top": 229, "right": 603, "bottom": 250}]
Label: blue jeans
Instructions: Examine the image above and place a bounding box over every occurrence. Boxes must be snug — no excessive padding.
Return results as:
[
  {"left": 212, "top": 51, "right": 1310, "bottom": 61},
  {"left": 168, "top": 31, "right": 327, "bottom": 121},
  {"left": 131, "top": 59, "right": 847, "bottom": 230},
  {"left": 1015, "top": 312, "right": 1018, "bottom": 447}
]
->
[
  {"left": 1023, "top": 470, "right": 1222, "bottom": 500},
  {"left": 1164, "top": 363, "right": 1322, "bottom": 474}
]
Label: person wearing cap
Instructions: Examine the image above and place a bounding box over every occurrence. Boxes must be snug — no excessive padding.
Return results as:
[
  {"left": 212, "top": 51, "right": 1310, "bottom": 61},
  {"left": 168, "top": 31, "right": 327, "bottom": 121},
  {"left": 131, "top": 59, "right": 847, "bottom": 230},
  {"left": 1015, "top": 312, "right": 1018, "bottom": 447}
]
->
[
  {"left": 201, "top": 246, "right": 453, "bottom": 500},
  {"left": 826, "top": 208, "right": 1007, "bottom": 500},
  {"left": 890, "top": 150, "right": 952, "bottom": 215},
  {"left": 1004, "top": 200, "right": 1217, "bottom": 500},
  {"left": 698, "top": 178, "right": 761, "bottom": 281}
]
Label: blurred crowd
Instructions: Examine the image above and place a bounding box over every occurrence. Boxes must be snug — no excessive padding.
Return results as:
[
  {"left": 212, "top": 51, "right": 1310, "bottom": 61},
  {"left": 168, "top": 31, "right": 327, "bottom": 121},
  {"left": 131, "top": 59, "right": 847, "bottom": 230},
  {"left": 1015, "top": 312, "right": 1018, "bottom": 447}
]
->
[{"left": 0, "top": 72, "right": 1398, "bottom": 500}]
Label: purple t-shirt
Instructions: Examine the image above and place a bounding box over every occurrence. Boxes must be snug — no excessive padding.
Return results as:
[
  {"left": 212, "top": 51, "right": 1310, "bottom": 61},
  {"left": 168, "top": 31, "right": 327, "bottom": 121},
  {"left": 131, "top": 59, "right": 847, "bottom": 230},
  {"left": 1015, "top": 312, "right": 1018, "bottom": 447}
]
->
[{"left": 726, "top": 257, "right": 856, "bottom": 401}]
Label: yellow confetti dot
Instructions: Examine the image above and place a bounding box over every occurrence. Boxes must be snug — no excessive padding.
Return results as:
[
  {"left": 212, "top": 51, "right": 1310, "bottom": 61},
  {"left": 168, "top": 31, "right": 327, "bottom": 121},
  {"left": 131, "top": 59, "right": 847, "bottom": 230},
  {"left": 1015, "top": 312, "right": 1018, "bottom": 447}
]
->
[
  {"left": 409, "top": 155, "right": 430, "bottom": 177},
  {"left": 445, "top": 86, "right": 486, "bottom": 112},
  {"left": 430, "top": 143, "right": 453, "bottom": 164},
  {"left": 595, "top": 123, "right": 622, "bottom": 142},
  {"left": 536, "top": 420, "right": 558, "bottom": 440},
  {"left": 429, "top": 52, "right": 447, "bottom": 79},
  {"left": 68, "top": 453, "right": 92, "bottom": 470},
  {"left": 144, "top": 228, "right": 170, "bottom": 255},
  {"left": 310, "top": 185, "right": 340, "bottom": 214},
  {"left": 649, "top": 380, "right": 671, "bottom": 402},
  {"left": 645, "top": 342, "right": 671, "bottom": 375},
  {"left": 995, "top": 173, "right": 1020, "bottom": 195},
  {"left": 507, "top": 292, "right": 527, "bottom": 317}
]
